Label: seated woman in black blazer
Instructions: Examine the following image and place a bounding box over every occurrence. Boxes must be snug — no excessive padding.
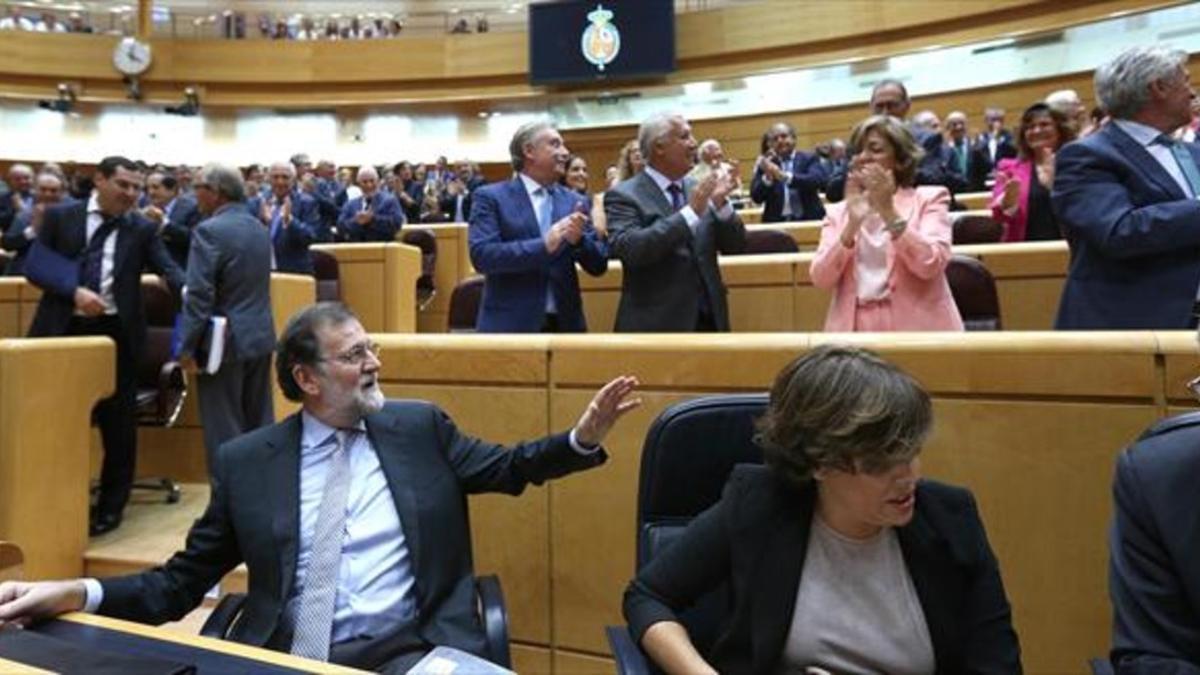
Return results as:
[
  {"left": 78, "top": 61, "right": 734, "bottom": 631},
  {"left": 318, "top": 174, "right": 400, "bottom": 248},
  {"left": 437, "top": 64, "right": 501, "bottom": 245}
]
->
[{"left": 623, "top": 345, "right": 1022, "bottom": 674}]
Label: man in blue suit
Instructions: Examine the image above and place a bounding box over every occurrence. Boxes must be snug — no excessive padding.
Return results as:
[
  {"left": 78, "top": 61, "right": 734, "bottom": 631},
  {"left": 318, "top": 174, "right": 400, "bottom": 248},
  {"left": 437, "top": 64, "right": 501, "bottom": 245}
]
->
[
  {"left": 468, "top": 121, "right": 607, "bottom": 333},
  {"left": 749, "top": 122, "right": 826, "bottom": 222},
  {"left": 1053, "top": 45, "right": 1200, "bottom": 329},
  {"left": 142, "top": 169, "right": 201, "bottom": 269},
  {"left": 337, "top": 166, "right": 404, "bottom": 242},
  {"left": 248, "top": 161, "right": 322, "bottom": 275}
]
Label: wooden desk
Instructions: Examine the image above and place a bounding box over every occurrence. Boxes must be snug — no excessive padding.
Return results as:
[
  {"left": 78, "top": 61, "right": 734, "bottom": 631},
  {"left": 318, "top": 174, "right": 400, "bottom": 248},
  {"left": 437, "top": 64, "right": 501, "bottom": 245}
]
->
[{"left": 25, "top": 613, "right": 367, "bottom": 673}]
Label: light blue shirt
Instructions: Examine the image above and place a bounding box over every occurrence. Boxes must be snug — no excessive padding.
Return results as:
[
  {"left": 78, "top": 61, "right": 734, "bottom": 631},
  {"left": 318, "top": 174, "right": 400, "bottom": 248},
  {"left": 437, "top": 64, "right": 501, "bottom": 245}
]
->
[
  {"left": 1113, "top": 119, "right": 1195, "bottom": 198},
  {"left": 288, "top": 410, "right": 417, "bottom": 643},
  {"left": 643, "top": 165, "right": 735, "bottom": 231}
]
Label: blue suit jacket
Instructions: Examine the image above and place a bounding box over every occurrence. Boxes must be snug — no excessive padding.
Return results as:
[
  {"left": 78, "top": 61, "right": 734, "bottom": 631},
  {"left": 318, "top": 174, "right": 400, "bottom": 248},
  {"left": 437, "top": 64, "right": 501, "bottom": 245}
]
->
[
  {"left": 1052, "top": 122, "right": 1200, "bottom": 329},
  {"left": 161, "top": 196, "right": 202, "bottom": 269},
  {"left": 749, "top": 151, "right": 827, "bottom": 222},
  {"left": 248, "top": 190, "right": 321, "bottom": 275},
  {"left": 468, "top": 178, "right": 607, "bottom": 333},
  {"left": 338, "top": 192, "right": 404, "bottom": 242}
]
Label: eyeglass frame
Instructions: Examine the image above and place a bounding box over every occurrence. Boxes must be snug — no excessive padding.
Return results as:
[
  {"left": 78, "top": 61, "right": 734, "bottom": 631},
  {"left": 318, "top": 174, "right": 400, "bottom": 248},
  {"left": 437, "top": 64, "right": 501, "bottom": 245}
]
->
[{"left": 318, "top": 340, "right": 381, "bottom": 367}]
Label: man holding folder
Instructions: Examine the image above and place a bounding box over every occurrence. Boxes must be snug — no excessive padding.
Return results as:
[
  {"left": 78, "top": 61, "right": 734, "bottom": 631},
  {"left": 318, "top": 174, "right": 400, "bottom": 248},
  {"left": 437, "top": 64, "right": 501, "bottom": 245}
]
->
[
  {"left": 25, "top": 156, "right": 184, "bottom": 536},
  {"left": 178, "top": 163, "right": 275, "bottom": 477}
]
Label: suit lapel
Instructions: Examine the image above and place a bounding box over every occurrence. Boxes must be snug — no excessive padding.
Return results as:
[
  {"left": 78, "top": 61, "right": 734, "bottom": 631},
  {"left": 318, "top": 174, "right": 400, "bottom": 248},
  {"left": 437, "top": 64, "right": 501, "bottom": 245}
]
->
[
  {"left": 897, "top": 497, "right": 956, "bottom": 667},
  {"left": 111, "top": 216, "right": 132, "bottom": 281},
  {"left": 266, "top": 414, "right": 303, "bottom": 602},
  {"left": 749, "top": 484, "right": 813, "bottom": 671},
  {"left": 635, "top": 172, "right": 674, "bottom": 217},
  {"left": 510, "top": 178, "right": 541, "bottom": 238},
  {"left": 365, "top": 408, "right": 425, "bottom": 597},
  {"left": 1106, "top": 123, "right": 1188, "bottom": 200}
]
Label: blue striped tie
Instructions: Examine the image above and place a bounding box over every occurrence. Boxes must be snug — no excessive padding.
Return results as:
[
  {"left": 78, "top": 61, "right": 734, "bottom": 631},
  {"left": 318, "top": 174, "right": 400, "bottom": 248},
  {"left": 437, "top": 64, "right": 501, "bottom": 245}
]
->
[{"left": 1158, "top": 134, "right": 1200, "bottom": 197}]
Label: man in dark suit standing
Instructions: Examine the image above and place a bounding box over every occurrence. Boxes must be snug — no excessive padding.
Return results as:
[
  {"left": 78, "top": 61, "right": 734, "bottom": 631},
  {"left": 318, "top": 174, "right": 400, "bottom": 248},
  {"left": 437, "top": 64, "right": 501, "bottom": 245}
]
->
[
  {"left": 606, "top": 111, "right": 745, "bottom": 332},
  {"left": 749, "top": 122, "right": 827, "bottom": 222},
  {"left": 247, "top": 162, "right": 322, "bottom": 275},
  {"left": 1108, "top": 409, "right": 1200, "bottom": 673},
  {"left": 24, "top": 156, "right": 184, "bottom": 535},
  {"left": 975, "top": 107, "right": 1018, "bottom": 167},
  {"left": 141, "top": 169, "right": 201, "bottom": 269},
  {"left": 469, "top": 121, "right": 607, "bottom": 333},
  {"left": 1053, "top": 45, "right": 1200, "bottom": 329},
  {"left": 944, "top": 111, "right": 993, "bottom": 192},
  {"left": 826, "top": 79, "right": 966, "bottom": 201},
  {"left": 0, "top": 302, "right": 640, "bottom": 673},
  {"left": 178, "top": 163, "right": 275, "bottom": 475},
  {"left": 337, "top": 166, "right": 404, "bottom": 242}
]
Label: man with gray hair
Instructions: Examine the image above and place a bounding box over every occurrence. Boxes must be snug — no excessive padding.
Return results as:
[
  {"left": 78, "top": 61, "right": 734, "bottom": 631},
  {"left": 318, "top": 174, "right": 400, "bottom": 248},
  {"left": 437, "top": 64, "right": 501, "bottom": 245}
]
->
[
  {"left": 247, "top": 161, "right": 322, "bottom": 274},
  {"left": 468, "top": 120, "right": 607, "bottom": 332},
  {"left": 337, "top": 165, "right": 403, "bottom": 242},
  {"left": 606, "top": 111, "right": 745, "bottom": 331},
  {"left": 1046, "top": 88, "right": 1094, "bottom": 137},
  {"left": 1053, "top": 45, "right": 1200, "bottom": 329},
  {"left": 2, "top": 170, "right": 68, "bottom": 276},
  {"left": 179, "top": 163, "right": 275, "bottom": 473}
]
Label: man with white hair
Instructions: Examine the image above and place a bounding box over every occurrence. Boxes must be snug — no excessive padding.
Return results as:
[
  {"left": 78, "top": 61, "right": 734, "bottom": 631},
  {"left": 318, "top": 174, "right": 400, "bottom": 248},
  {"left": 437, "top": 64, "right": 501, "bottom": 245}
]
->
[
  {"left": 605, "top": 111, "right": 745, "bottom": 332},
  {"left": 2, "top": 171, "right": 68, "bottom": 276},
  {"left": 1046, "top": 88, "right": 1093, "bottom": 137},
  {"left": 247, "top": 161, "right": 322, "bottom": 274},
  {"left": 944, "top": 110, "right": 991, "bottom": 192},
  {"left": 1053, "top": 45, "right": 1200, "bottom": 329},
  {"left": 337, "top": 166, "right": 403, "bottom": 242}
]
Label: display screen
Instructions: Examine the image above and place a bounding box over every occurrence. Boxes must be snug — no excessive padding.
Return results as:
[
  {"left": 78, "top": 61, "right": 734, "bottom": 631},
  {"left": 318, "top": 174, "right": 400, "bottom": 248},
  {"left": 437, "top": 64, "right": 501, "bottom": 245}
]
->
[{"left": 528, "top": 1, "right": 676, "bottom": 85}]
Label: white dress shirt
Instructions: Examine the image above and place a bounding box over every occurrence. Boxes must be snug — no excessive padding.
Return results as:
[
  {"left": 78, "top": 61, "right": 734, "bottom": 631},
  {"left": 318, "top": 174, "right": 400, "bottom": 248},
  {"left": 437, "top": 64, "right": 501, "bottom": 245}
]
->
[
  {"left": 1114, "top": 119, "right": 1195, "bottom": 198},
  {"left": 642, "top": 165, "right": 734, "bottom": 231},
  {"left": 84, "top": 192, "right": 119, "bottom": 315}
]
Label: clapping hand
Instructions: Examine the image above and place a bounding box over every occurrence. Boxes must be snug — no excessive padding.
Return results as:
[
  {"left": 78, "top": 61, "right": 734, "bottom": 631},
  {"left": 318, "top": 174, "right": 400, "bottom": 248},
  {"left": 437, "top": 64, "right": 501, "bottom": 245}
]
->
[
  {"left": 545, "top": 211, "right": 588, "bottom": 253},
  {"left": 573, "top": 376, "right": 642, "bottom": 447}
]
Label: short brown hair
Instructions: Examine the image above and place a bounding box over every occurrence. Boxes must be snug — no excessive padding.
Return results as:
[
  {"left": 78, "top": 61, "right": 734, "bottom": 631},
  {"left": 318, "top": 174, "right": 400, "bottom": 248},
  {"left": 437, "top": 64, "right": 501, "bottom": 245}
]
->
[
  {"left": 847, "top": 115, "right": 924, "bottom": 187},
  {"left": 755, "top": 345, "right": 932, "bottom": 488},
  {"left": 1014, "top": 102, "right": 1076, "bottom": 160}
]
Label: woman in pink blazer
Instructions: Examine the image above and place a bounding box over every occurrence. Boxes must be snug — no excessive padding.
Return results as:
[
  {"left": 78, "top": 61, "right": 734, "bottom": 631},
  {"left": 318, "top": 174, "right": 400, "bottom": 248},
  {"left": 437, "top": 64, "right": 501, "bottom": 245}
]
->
[
  {"left": 991, "top": 102, "right": 1075, "bottom": 242},
  {"left": 811, "top": 115, "right": 963, "bottom": 332}
]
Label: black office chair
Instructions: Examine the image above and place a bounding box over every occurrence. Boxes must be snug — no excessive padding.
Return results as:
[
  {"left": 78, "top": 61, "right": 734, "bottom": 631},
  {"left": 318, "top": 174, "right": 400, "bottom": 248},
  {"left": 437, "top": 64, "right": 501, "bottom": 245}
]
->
[
  {"left": 200, "top": 575, "right": 511, "bottom": 668},
  {"left": 130, "top": 277, "right": 187, "bottom": 503},
  {"left": 447, "top": 275, "right": 485, "bottom": 332},
  {"left": 606, "top": 393, "right": 769, "bottom": 674},
  {"left": 400, "top": 228, "right": 438, "bottom": 311},
  {"left": 311, "top": 249, "right": 341, "bottom": 302},
  {"left": 739, "top": 229, "right": 799, "bottom": 255},
  {"left": 951, "top": 212, "right": 1003, "bottom": 245},
  {"left": 946, "top": 254, "right": 1002, "bottom": 331}
]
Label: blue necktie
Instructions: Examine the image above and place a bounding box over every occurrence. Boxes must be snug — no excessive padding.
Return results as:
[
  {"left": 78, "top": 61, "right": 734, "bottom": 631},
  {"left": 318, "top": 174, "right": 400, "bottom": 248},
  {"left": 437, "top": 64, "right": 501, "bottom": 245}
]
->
[
  {"left": 81, "top": 216, "right": 118, "bottom": 293},
  {"left": 667, "top": 183, "right": 684, "bottom": 212},
  {"left": 535, "top": 186, "right": 556, "bottom": 313},
  {"left": 1158, "top": 134, "right": 1200, "bottom": 197}
]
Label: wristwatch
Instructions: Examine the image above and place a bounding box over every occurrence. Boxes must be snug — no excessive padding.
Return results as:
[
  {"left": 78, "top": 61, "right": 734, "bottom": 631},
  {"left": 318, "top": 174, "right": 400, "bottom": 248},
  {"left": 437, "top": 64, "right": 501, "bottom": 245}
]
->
[{"left": 884, "top": 216, "right": 907, "bottom": 237}]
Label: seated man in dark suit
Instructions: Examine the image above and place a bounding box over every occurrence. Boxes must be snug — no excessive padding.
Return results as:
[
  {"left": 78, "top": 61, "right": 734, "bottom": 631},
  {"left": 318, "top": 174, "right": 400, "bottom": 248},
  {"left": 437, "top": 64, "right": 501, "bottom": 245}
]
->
[
  {"left": 337, "top": 166, "right": 404, "bottom": 242},
  {"left": 140, "top": 169, "right": 201, "bottom": 269},
  {"left": 2, "top": 170, "right": 69, "bottom": 276},
  {"left": 24, "top": 156, "right": 184, "bottom": 535},
  {"left": 826, "top": 79, "right": 966, "bottom": 201},
  {"left": 470, "top": 121, "right": 608, "bottom": 333},
  {"left": 749, "top": 122, "right": 826, "bottom": 222},
  {"left": 1108, "top": 404, "right": 1200, "bottom": 673},
  {"left": 606, "top": 111, "right": 745, "bottom": 332},
  {"left": 945, "top": 110, "right": 993, "bottom": 192},
  {"left": 247, "top": 161, "right": 322, "bottom": 275},
  {"left": 0, "top": 302, "right": 641, "bottom": 673},
  {"left": 1053, "top": 45, "right": 1200, "bottom": 329}
]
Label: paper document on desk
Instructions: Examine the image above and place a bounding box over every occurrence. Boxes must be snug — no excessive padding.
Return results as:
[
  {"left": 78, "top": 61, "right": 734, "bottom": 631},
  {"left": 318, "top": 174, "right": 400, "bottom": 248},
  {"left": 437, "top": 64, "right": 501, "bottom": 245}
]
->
[
  {"left": 201, "top": 316, "right": 227, "bottom": 375},
  {"left": 406, "top": 646, "right": 515, "bottom": 674}
]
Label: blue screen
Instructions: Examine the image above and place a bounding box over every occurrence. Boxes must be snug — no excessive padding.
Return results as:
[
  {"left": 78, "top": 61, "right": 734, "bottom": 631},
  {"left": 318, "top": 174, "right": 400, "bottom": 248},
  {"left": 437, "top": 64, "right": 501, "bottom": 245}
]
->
[{"left": 529, "top": 1, "right": 676, "bottom": 85}]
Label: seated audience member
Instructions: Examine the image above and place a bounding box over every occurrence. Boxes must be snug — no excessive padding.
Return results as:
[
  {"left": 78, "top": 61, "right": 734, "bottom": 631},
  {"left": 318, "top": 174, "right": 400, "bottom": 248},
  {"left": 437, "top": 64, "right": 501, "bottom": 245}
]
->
[
  {"left": 1053, "top": 46, "right": 1200, "bottom": 330},
  {"left": 323, "top": 18, "right": 340, "bottom": 39},
  {"left": 4, "top": 163, "right": 34, "bottom": 212},
  {"left": 142, "top": 169, "right": 201, "bottom": 269},
  {"left": 616, "top": 139, "right": 646, "bottom": 184},
  {"left": 750, "top": 122, "right": 826, "bottom": 222},
  {"left": 0, "top": 6, "right": 33, "bottom": 30},
  {"left": 1108, "top": 395, "right": 1200, "bottom": 673},
  {"left": 560, "top": 153, "right": 608, "bottom": 239},
  {"left": 945, "top": 110, "right": 992, "bottom": 192},
  {"left": 991, "top": 103, "right": 1074, "bottom": 243},
  {"left": 606, "top": 112, "right": 744, "bottom": 332},
  {"left": 810, "top": 115, "right": 962, "bottom": 332},
  {"left": 2, "top": 171, "right": 68, "bottom": 276},
  {"left": 912, "top": 109, "right": 941, "bottom": 134},
  {"left": 66, "top": 12, "right": 91, "bottom": 33},
  {"left": 439, "top": 176, "right": 473, "bottom": 224},
  {"left": 0, "top": 302, "right": 641, "bottom": 672},
  {"left": 294, "top": 16, "right": 318, "bottom": 40},
  {"left": 470, "top": 122, "right": 607, "bottom": 333},
  {"left": 624, "top": 345, "right": 1021, "bottom": 674},
  {"left": 976, "top": 107, "right": 1019, "bottom": 166},
  {"left": 248, "top": 161, "right": 322, "bottom": 275},
  {"left": 1046, "top": 88, "right": 1094, "bottom": 138},
  {"left": 827, "top": 80, "right": 966, "bottom": 201},
  {"left": 36, "top": 12, "right": 66, "bottom": 32},
  {"left": 338, "top": 166, "right": 403, "bottom": 242}
]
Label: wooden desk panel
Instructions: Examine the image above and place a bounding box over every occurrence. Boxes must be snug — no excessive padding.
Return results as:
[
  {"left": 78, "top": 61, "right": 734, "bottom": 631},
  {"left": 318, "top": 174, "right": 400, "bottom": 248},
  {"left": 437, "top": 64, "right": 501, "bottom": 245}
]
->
[
  {"left": 408, "top": 223, "right": 471, "bottom": 333},
  {"left": 311, "top": 243, "right": 420, "bottom": 333}
]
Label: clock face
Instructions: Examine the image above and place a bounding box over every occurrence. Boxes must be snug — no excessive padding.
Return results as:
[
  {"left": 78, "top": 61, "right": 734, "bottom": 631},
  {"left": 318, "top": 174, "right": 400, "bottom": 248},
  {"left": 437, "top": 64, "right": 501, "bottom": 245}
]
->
[{"left": 113, "top": 37, "right": 152, "bottom": 76}]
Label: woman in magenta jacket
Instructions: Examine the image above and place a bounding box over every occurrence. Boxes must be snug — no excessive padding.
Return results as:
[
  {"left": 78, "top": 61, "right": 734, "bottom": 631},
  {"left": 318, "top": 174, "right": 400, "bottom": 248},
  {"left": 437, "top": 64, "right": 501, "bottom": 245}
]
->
[
  {"left": 991, "top": 102, "right": 1076, "bottom": 242},
  {"left": 811, "top": 115, "right": 962, "bottom": 332}
]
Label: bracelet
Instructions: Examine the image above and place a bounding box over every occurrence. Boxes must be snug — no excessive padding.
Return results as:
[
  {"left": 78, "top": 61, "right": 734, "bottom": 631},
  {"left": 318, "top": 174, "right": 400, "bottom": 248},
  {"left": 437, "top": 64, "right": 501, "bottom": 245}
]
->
[{"left": 884, "top": 216, "right": 907, "bottom": 237}]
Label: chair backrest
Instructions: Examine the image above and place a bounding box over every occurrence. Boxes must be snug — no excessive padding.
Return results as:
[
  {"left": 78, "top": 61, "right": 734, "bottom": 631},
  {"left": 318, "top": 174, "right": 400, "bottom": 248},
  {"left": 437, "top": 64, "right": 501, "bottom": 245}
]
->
[
  {"left": 311, "top": 249, "right": 341, "bottom": 302},
  {"left": 946, "top": 254, "right": 1002, "bottom": 330},
  {"left": 951, "top": 212, "right": 1003, "bottom": 245},
  {"left": 0, "top": 540, "right": 24, "bottom": 582},
  {"left": 636, "top": 393, "right": 768, "bottom": 654},
  {"left": 139, "top": 277, "right": 179, "bottom": 386},
  {"left": 400, "top": 228, "right": 438, "bottom": 305},
  {"left": 739, "top": 229, "right": 799, "bottom": 255},
  {"left": 448, "top": 275, "right": 485, "bottom": 332}
]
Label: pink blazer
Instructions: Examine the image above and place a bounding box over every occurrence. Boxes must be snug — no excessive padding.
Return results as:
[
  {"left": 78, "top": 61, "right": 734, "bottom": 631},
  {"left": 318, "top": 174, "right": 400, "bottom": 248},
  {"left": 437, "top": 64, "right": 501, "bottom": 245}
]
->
[
  {"left": 990, "top": 157, "right": 1033, "bottom": 242},
  {"left": 810, "top": 186, "right": 963, "bottom": 332}
]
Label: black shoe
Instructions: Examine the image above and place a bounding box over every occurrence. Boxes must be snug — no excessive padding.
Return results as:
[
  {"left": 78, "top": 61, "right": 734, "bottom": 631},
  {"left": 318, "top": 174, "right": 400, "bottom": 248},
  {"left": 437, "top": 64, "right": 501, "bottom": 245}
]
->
[{"left": 89, "top": 512, "right": 122, "bottom": 537}]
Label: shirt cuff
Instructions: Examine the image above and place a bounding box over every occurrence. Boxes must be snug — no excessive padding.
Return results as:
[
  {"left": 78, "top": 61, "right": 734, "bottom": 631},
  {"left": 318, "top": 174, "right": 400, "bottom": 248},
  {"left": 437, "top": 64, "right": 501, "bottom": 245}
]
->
[
  {"left": 713, "top": 200, "right": 735, "bottom": 221},
  {"left": 679, "top": 206, "right": 700, "bottom": 229},
  {"left": 81, "top": 578, "right": 104, "bottom": 613},
  {"left": 568, "top": 428, "right": 601, "bottom": 455},
  {"left": 782, "top": 171, "right": 793, "bottom": 185},
  {"left": 23, "top": 226, "right": 35, "bottom": 241}
]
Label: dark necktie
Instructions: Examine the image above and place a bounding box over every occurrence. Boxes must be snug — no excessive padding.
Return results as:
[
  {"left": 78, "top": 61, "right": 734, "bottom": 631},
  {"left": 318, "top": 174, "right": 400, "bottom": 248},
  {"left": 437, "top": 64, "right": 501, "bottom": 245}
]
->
[
  {"left": 667, "top": 183, "right": 685, "bottom": 212},
  {"left": 81, "top": 215, "right": 119, "bottom": 293},
  {"left": 1156, "top": 134, "right": 1200, "bottom": 197}
]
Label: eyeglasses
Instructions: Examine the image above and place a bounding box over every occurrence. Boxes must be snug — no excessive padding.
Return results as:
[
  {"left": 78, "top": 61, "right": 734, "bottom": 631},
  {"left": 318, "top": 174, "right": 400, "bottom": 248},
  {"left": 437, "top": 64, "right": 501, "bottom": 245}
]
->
[{"left": 321, "top": 341, "right": 381, "bottom": 366}]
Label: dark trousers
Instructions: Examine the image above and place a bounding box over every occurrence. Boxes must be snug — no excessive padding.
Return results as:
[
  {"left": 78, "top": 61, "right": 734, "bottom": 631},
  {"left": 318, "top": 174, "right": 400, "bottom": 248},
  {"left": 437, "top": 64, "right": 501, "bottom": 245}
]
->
[
  {"left": 196, "top": 354, "right": 274, "bottom": 476},
  {"left": 67, "top": 315, "right": 136, "bottom": 517}
]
